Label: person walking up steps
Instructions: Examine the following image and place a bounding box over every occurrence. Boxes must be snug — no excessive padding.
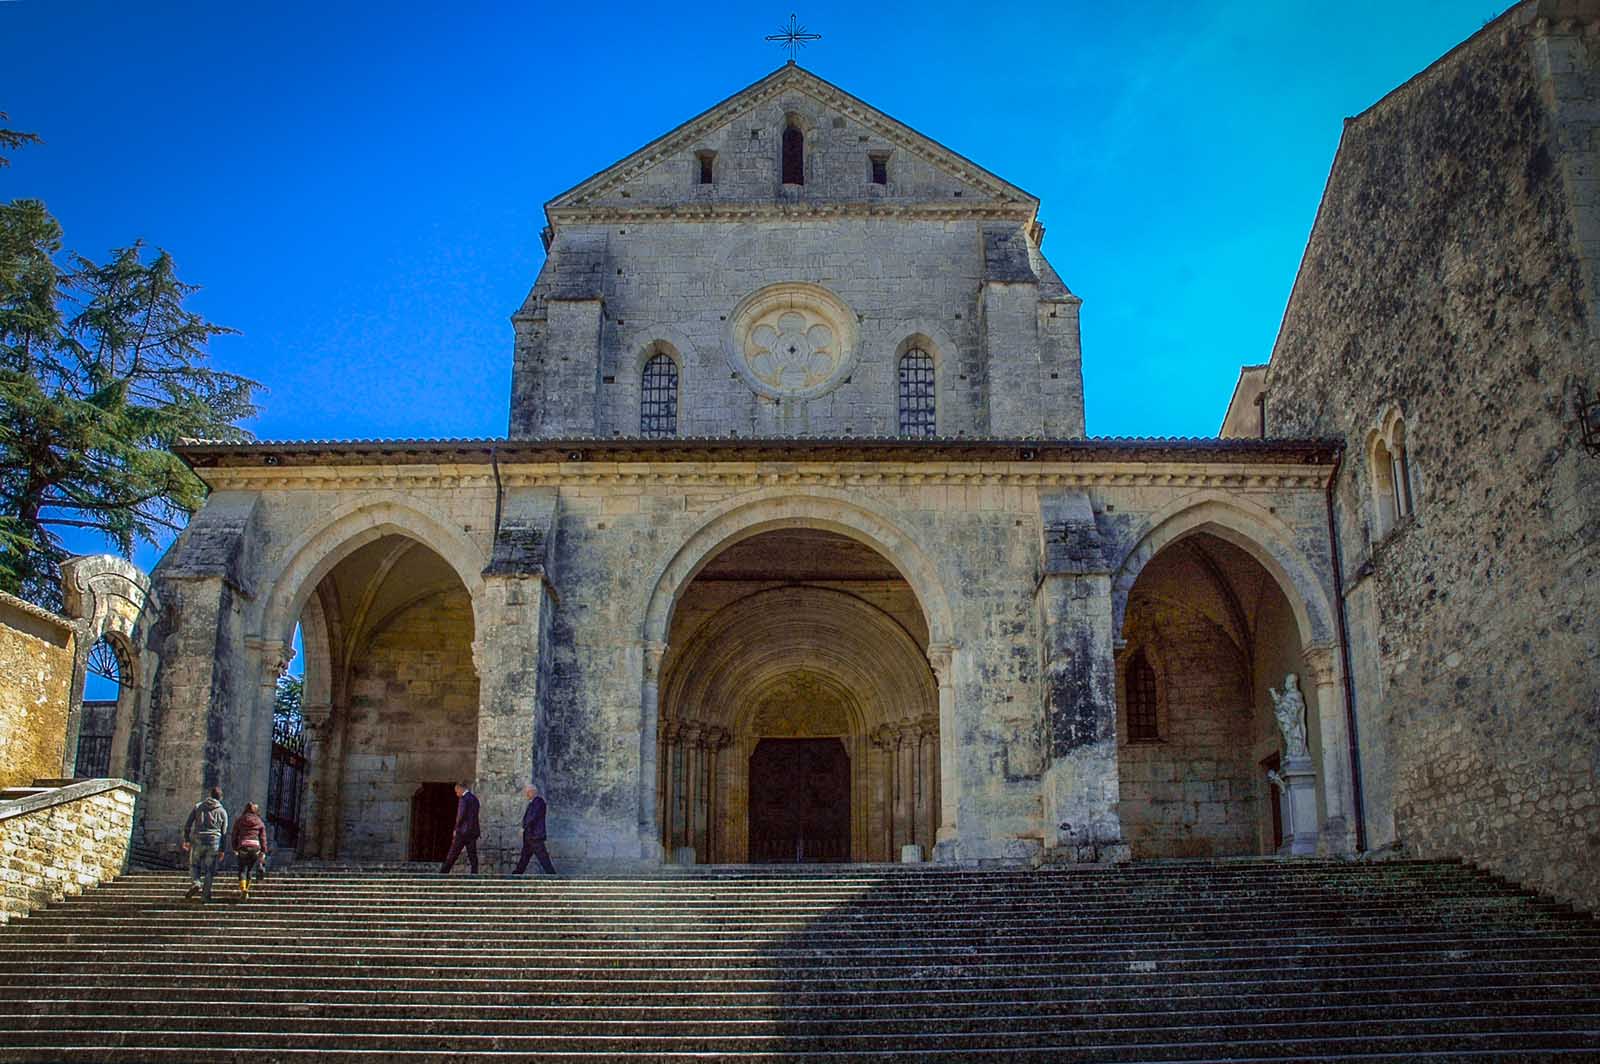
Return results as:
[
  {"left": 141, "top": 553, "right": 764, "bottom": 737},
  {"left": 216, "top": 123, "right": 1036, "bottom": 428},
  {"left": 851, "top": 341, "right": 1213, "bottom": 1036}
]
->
[
  {"left": 439, "top": 781, "right": 480, "bottom": 874},
  {"left": 182, "top": 786, "right": 229, "bottom": 902},
  {"left": 512, "top": 783, "right": 556, "bottom": 875},
  {"left": 231, "top": 802, "right": 269, "bottom": 898}
]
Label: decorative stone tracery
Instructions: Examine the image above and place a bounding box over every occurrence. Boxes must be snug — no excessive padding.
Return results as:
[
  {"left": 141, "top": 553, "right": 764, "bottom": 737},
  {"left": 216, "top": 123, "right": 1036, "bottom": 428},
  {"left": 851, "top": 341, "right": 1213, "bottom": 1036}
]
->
[{"left": 727, "top": 283, "right": 859, "bottom": 400}]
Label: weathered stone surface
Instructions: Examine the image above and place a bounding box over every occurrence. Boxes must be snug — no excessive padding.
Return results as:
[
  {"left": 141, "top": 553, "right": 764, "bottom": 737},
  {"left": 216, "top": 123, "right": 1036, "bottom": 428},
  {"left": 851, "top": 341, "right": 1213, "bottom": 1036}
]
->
[
  {"left": 1261, "top": 5, "right": 1600, "bottom": 909},
  {"left": 0, "top": 593, "right": 74, "bottom": 789},
  {"left": 0, "top": 779, "right": 137, "bottom": 923}
]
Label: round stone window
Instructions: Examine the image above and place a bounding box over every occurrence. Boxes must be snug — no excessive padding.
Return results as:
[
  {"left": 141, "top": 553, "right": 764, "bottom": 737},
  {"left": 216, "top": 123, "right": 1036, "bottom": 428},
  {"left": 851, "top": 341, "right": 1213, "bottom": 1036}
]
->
[{"left": 726, "top": 283, "right": 859, "bottom": 401}]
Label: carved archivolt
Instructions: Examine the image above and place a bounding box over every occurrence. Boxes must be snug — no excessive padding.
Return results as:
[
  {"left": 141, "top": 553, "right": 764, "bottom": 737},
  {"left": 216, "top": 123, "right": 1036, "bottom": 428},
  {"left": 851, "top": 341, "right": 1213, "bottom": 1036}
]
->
[{"left": 727, "top": 283, "right": 859, "bottom": 400}]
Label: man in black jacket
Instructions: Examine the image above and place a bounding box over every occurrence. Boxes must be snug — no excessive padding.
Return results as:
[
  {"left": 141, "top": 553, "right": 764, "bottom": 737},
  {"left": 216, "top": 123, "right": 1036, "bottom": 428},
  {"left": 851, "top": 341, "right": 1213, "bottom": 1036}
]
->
[
  {"left": 439, "top": 781, "right": 480, "bottom": 874},
  {"left": 512, "top": 783, "right": 556, "bottom": 875}
]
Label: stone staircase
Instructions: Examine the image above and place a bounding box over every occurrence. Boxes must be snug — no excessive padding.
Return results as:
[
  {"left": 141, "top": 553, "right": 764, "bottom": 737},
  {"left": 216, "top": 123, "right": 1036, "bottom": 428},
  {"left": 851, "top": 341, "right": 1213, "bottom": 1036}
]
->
[{"left": 1, "top": 859, "right": 1598, "bottom": 1062}]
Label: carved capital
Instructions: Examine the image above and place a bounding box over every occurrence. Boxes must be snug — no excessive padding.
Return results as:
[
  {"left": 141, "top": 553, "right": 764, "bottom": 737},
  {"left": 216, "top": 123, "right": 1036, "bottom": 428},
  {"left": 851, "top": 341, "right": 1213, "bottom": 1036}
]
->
[
  {"left": 926, "top": 642, "right": 955, "bottom": 686},
  {"left": 244, "top": 636, "right": 296, "bottom": 683},
  {"left": 1300, "top": 643, "right": 1339, "bottom": 687},
  {"left": 641, "top": 640, "right": 669, "bottom": 684}
]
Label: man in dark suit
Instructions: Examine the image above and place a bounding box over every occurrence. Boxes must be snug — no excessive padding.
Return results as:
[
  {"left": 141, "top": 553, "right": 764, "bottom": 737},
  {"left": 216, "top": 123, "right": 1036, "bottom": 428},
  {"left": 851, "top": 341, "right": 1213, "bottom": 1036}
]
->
[
  {"left": 513, "top": 783, "right": 556, "bottom": 875},
  {"left": 439, "top": 781, "right": 480, "bottom": 874}
]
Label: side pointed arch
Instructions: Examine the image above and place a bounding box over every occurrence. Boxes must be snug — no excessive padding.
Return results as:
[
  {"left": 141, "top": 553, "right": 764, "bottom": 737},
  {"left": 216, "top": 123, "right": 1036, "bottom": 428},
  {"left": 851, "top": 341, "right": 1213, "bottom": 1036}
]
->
[
  {"left": 1110, "top": 492, "right": 1335, "bottom": 647},
  {"left": 252, "top": 497, "right": 489, "bottom": 649}
]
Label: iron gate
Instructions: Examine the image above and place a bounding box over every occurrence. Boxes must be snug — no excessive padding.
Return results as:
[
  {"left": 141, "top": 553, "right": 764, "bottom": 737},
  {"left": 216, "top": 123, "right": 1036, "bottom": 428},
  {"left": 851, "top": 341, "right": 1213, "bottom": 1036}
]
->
[{"left": 267, "top": 713, "right": 307, "bottom": 849}]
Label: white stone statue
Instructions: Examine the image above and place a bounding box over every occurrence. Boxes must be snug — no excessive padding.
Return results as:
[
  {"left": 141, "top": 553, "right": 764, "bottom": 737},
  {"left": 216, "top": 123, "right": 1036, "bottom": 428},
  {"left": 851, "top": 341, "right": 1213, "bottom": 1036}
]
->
[{"left": 1270, "top": 673, "right": 1310, "bottom": 761}]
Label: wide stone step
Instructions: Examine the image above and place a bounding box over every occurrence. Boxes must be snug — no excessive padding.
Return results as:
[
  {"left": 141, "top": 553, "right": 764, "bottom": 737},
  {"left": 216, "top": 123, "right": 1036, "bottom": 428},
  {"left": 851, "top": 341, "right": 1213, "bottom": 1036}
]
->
[
  {"left": 4, "top": 1025, "right": 1599, "bottom": 1061},
  {"left": 6, "top": 860, "right": 1596, "bottom": 1062}
]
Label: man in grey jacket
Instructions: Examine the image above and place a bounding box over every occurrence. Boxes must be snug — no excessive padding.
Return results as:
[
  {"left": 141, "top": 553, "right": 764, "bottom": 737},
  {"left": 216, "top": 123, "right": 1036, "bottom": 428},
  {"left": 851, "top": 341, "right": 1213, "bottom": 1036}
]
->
[{"left": 182, "top": 786, "right": 229, "bottom": 901}]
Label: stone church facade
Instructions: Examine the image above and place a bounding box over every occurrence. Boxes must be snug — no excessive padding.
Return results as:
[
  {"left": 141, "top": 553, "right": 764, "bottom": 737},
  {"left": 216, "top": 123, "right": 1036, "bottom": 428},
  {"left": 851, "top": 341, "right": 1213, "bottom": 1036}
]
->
[{"left": 95, "top": 1, "right": 1597, "bottom": 909}]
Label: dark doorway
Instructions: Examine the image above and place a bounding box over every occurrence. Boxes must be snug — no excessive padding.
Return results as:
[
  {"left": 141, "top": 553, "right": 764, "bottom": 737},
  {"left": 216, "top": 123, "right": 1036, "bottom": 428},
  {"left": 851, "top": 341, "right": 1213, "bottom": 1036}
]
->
[
  {"left": 410, "top": 782, "right": 456, "bottom": 862},
  {"left": 748, "top": 738, "right": 850, "bottom": 863},
  {"left": 1262, "top": 752, "right": 1284, "bottom": 853}
]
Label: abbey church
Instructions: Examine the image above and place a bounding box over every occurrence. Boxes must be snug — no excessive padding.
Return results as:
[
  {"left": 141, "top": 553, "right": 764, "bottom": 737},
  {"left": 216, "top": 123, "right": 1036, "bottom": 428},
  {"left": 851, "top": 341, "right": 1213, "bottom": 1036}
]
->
[{"left": 78, "top": 1, "right": 1596, "bottom": 911}]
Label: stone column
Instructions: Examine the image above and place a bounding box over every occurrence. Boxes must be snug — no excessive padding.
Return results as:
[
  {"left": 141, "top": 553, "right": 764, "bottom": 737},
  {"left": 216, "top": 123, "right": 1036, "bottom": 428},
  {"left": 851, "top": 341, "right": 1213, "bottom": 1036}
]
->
[
  {"left": 241, "top": 637, "right": 294, "bottom": 821},
  {"left": 298, "top": 700, "right": 334, "bottom": 858},
  {"left": 1036, "top": 491, "right": 1128, "bottom": 864},
  {"left": 472, "top": 571, "right": 555, "bottom": 872},
  {"left": 926, "top": 644, "right": 961, "bottom": 858},
  {"left": 918, "top": 712, "right": 939, "bottom": 856},
  {"left": 1302, "top": 643, "right": 1354, "bottom": 855},
  {"left": 639, "top": 641, "right": 668, "bottom": 863},
  {"left": 870, "top": 725, "right": 894, "bottom": 856}
]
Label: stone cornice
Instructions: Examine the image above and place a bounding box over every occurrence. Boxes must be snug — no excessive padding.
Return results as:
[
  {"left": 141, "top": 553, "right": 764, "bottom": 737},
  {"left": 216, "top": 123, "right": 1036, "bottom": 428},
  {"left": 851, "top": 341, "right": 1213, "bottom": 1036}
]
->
[
  {"left": 188, "top": 461, "right": 1336, "bottom": 494},
  {"left": 177, "top": 435, "right": 1340, "bottom": 468},
  {"left": 547, "top": 200, "right": 1037, "bottom": 228}
]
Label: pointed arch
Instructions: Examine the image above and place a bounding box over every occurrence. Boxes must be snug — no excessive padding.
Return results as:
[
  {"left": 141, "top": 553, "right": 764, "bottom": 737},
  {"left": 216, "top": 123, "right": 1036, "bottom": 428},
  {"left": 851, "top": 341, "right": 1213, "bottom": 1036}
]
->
[
  {"left": 642, "top": 488, "right": 954, "bottom": 649},
  {"left": 252, "top": 497, "right": 488, "bottom": 649},
  {"left": 1110, "top": 492, "right": 1335, "bottom": 647}
]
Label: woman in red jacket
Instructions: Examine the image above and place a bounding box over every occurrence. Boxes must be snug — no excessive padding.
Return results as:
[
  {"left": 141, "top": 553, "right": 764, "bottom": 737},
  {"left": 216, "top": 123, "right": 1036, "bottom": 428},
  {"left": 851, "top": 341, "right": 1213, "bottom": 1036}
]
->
[{"left": 231, "top": 802, "right": 269, "bottom": 898}]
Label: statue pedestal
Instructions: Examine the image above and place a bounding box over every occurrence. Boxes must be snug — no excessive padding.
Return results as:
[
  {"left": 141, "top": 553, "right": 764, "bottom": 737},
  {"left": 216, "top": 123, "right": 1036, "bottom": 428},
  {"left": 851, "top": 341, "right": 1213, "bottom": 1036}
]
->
[
  {"left": 1279, "top": 756, "right": 1319, "bottom": 856},
  {"left": 900, "top": 844, "right": 923, "bottom": 864}
]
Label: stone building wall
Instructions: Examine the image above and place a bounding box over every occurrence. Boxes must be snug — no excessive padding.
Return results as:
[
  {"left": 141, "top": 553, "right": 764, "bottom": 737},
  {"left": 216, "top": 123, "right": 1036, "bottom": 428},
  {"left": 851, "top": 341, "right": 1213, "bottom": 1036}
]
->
[
  {"left": 1261, "top": 5, "right": 1600, "bottom": 908},
  {"left": 0, "top": 592, "right": 75, "bottom": 788},
  {"left": 337, "top": 588, "right": 479, "bottom": 859},
  {"left": 512, "top": 66, "right": 1084, "bottom": 441},
  {"left": 1116, "top": 607, "right": 1257, "bottom": 858},
  {"left": 0, "top": 779, "right": 138, "bottom": 923},
  {"left": 140, "top": 441, "right": 1345, "bottom": 869}
]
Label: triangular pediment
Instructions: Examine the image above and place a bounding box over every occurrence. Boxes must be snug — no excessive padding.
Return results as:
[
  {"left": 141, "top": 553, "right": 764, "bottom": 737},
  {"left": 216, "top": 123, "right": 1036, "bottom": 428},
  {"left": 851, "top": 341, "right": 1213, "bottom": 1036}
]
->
[{"left": 544, "top": 63, "right": 1038, "bottom": 221}]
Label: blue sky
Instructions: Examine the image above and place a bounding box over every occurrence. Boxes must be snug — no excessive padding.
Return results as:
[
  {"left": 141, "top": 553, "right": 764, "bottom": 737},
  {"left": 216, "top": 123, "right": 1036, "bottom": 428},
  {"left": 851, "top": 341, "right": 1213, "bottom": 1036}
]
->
[{"left": 7, "top": 0, "right": 1505, "bottom": 576}]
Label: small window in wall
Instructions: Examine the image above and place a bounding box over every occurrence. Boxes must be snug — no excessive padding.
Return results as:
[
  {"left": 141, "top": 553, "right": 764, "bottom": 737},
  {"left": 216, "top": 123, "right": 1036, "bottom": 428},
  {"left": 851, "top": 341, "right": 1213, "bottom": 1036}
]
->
[
  {"left": 782, "top": 122, "right": 805, "bottom": 185},
  {"left": 869, "top": 153, "right": 888, "bottom": 185},
  {"left": 898, "top": 349, "right": 936, "bottom": 435},
  {"left": 697, "top": 151, "right": 715, "bottom": 185},
  {"left": 1369, "top": 410, "right": 1417, "bottom": 539},
  {"left": 641, "top": 353, "right": 678, "bottom": 437},
  {"left": 1126, "top": 649, "right": 1160, "bottom": 742}
]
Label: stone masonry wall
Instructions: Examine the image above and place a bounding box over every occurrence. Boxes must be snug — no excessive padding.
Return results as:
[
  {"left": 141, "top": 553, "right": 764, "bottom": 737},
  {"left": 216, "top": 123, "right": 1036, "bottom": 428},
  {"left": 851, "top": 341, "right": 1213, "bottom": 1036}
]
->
[
  {"left": 1262, "top": 9, "right": 1600, "bottom": 908},
  {"left": 0, "top": 780, "right": 138, "bottom": 923},
  {"left": 153, "top": 456, "right": 1337, "bottom": 868},
  {"left": 1117, "top": 604, "right": 1258, "bottom": 858},
  {"left": 0, "top": 592, "right": 75, "bottom": 789},
  {"left": 338, "top": 589, "right": 478, "bottom": 860}
]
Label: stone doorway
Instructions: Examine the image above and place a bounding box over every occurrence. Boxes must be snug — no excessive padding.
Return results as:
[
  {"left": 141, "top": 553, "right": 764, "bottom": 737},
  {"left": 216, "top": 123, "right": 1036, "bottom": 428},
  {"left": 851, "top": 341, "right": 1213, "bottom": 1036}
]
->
[
  {"left": 657, "top": 527, "right": 940, "bottom": 863},
  {"left": 747, "top": 738, "right": 851, "bottom": 863},
  {"left": 409, "top": 782, "right": 456, "bottom": 863}
]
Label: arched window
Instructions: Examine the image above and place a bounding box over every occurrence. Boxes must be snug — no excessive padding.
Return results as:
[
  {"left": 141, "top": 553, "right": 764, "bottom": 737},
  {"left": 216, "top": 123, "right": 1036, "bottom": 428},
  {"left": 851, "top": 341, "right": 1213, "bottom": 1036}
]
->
[
  {"left": 641, "top": 353, "right": 678, "bottom": 437},
  {"left": 1125, "top": 649, "right": 1160, "bottom": 742},
  {"left": 782, "top": 122, "right": 804, "bottom": 185},
  {"left": 1369, "top": 410, "right": 1417, "bottom": 539},
  {"left": 898, "top": 348, "right": 936, "bottom": 435}
]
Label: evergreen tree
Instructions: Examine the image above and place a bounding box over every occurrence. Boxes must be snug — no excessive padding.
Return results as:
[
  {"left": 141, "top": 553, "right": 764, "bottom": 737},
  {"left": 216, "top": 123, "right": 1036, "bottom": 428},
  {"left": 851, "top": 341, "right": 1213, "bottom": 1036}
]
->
[{"left": 0, "top": 116, "right": 260, "bottom": 609}]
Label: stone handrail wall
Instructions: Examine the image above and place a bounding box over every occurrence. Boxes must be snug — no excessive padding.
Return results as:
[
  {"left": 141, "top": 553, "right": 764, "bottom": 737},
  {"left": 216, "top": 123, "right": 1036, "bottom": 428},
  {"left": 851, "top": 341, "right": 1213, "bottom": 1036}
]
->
[{"left": 0, "top": 778, "right": 140, "bottom": 923}]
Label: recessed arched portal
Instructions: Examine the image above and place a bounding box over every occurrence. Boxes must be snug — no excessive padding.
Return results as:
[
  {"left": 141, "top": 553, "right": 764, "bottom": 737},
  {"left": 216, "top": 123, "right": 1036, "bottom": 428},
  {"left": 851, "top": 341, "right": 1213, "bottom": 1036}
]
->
[
  {"left": 289, "top": 533, "right": 479, "bottom": 860},
  {"left": 1116, "top": 530, "right": 1323, "bottom": 857},
  {"left": 658, "top": 529, "right": 939, "bottom": 863}
]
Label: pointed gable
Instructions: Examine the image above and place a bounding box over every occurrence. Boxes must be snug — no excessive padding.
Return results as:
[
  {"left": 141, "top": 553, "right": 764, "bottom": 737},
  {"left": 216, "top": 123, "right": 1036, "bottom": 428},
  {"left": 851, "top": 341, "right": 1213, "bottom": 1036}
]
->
[{"left": 544, "top": 64, "right": 1039, "bottom": 226}]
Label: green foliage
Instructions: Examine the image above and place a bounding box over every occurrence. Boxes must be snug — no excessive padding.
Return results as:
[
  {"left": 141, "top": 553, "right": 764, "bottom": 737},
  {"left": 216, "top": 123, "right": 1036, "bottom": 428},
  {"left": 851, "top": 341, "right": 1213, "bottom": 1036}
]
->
[
  {"left": 273, "top": 673, "right": 304, "bottom": 727},
  {"left": 0, "top": 112, "right": 42, "bottom": 167},
  {"left": 0, "top": 117, "right": 260, "bottom": 610}
]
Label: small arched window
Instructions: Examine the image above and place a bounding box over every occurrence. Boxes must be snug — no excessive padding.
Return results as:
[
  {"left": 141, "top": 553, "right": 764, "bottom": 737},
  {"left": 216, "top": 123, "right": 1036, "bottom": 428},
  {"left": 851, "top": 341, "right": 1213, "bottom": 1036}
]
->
[
  {"left": 641, "top": 353, "right": 678, "bottom": 437},
  {"left": 1126, "top": 649, "right": 1160, "bottom": 742},
  {"left": 1369, "top": 410, "right": 1417, "bottom": 539},
  {"left": 898, "top": 349, "right": 936, "bottom": 435},
  {"left": 782, "top": 122, "right": 805, "bottom": 185}
]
